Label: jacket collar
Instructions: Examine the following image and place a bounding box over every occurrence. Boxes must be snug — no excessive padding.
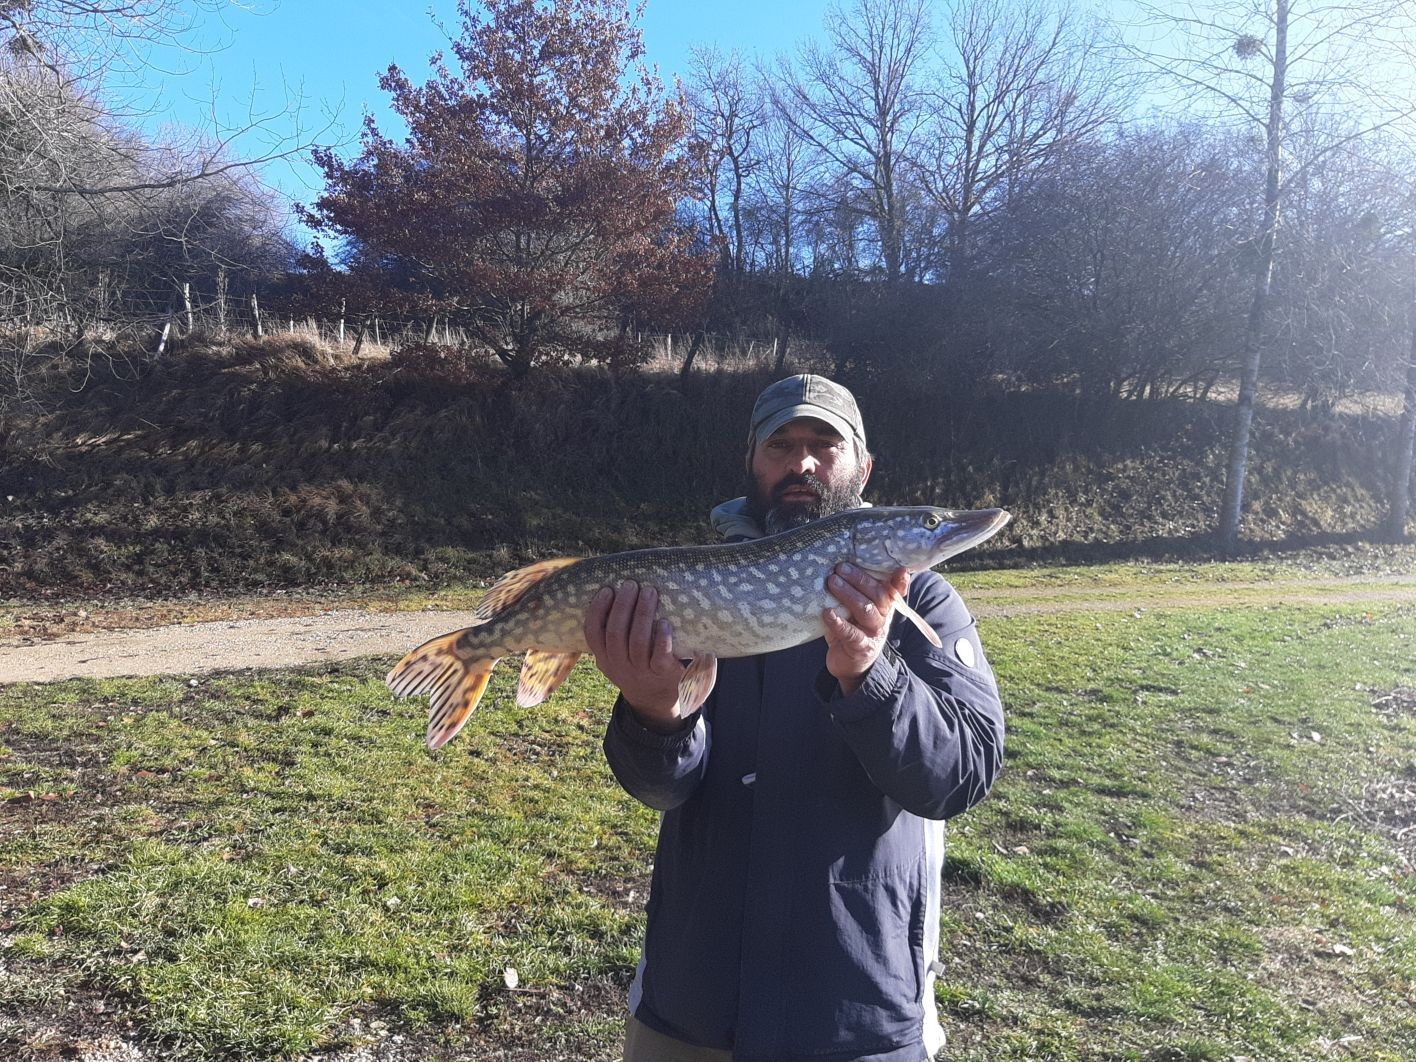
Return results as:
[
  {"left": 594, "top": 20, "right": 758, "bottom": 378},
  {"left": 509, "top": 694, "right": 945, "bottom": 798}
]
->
[{"left": 709, "top": 496, "right": 763, "bottom": 541}]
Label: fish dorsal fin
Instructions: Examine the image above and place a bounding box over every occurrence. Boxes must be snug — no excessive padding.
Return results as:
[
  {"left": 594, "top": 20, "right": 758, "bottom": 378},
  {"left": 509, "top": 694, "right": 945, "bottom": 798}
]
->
[
  {"left": 895, "top": 599, "right": 943, "bottom": 648},
  {"left": 474, "top": 557, "right": 581, "bottom": 621}
]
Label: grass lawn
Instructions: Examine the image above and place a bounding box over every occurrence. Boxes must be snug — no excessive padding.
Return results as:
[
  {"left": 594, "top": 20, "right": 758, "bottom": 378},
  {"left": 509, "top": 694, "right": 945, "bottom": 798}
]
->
[{"left": 2, "top": 570, "right": 1414, "bottom": 1059}]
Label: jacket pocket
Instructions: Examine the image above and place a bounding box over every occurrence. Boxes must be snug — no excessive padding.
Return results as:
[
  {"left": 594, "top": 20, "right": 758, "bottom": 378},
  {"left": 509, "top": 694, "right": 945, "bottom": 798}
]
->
[{"left": 785, "top": 853, "right": 926, "bottom": 1053}]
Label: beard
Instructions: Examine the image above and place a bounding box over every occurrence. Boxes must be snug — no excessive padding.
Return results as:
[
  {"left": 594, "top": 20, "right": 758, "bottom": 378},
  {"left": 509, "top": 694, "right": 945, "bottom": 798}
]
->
[{"left": 743, "top": 465, "right": 868, "bottom": 536}]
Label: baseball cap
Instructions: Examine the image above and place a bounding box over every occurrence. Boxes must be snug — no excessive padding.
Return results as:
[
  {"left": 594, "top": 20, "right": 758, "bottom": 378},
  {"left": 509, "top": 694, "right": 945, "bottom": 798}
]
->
[{"left": 748, "top": 374, "right": 867, "bottom": 453}]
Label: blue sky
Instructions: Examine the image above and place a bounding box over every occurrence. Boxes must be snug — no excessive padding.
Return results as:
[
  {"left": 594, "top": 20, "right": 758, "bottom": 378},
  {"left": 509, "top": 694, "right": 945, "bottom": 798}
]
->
[{"left": 130, "top": 0, "right": 833, "bottom": 232}]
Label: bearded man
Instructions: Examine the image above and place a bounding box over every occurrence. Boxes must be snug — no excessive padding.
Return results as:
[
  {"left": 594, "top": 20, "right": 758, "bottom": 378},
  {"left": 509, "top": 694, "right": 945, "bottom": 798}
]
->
[{"left": 585, "top": 374, "right": 1005, "bottom": 1062}]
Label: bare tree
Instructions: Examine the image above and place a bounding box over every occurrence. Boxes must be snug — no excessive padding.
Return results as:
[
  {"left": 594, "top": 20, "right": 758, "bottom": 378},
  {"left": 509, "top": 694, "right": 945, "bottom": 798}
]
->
[
  {"left": 687, "top": 47, "right": 765, "bottom": 277},
  {"left": 916, "top": 0, "right": 1115, "bottom": 287},
  {"left": 776, "top": 0, "right": 932, "bottom": 284},
  {"left": 0, "top": 1, "right": 328, "bottom": 199},
  {"left": 1128, "top": 0, "right": 1416, "bottom": 552},
  {"left": 746, "top": 89, "right": 823, "bottom": 371},
  {"left": 1391, "top": 276, "right": 1416, "bottom": 541},
  {"left": 0, "top": 0, "right": 324, "bottom": 411},
  {"left": 1264, "top": 131, "right": 1411, "bottom": 412},
  {"left": 1380, "top": 183, "right": 1416, "bottom": 542},
  {"left": 987, "top": 123, "right": 1251, "bottom": 399}
]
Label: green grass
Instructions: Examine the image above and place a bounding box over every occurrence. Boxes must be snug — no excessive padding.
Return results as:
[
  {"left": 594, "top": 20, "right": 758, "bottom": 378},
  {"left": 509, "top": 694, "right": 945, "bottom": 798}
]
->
[{"left": 2, "top": 592, "right": 1415, "bottom": 1058}]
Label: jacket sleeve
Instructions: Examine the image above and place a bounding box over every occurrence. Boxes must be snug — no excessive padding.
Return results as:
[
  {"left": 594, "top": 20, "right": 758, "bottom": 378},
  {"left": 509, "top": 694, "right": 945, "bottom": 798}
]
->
[
  {"left": 816, "top": 572, "right": 1005, "bottom": 821},
  {"left": 602, "top": 696, "right": 710, "bottom": 812}
]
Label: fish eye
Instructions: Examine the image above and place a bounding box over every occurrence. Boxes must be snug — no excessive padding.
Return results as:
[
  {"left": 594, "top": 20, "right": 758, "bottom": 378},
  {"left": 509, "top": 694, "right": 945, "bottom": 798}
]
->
[{"left": 922, "top": 514, "right": 941, "bottom": 530}]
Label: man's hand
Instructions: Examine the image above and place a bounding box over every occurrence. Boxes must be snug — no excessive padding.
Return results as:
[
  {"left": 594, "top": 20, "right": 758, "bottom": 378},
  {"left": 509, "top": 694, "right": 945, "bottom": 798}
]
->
[
  {"left": 823, "top": 563, "right": 910, "bottom": 696},
  {"left": 584, "top": 581, "right": 693, "bottom": 735}
]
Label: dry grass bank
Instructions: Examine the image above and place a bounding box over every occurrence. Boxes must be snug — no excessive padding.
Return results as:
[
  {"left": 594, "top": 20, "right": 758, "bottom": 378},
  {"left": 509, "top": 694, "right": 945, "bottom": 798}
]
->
[{"left": 0, "top": 334, "right": 1407, "bottom": 596}]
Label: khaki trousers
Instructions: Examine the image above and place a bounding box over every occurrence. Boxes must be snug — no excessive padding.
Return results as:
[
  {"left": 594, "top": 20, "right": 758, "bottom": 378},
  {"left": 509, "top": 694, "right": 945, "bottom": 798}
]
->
[{"left": 622, "top": 1015, "right": 734, "bottom": 1062}]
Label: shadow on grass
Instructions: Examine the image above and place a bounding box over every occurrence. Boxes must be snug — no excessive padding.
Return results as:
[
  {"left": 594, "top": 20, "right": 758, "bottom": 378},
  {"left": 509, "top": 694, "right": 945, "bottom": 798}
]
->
[{"left": 953, "top": 528, "right": 1411, "bottom": 572}]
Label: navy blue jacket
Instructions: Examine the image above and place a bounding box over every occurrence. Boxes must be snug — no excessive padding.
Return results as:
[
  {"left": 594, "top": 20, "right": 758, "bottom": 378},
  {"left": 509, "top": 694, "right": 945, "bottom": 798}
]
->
[{"left": 603, "top": 567, "right": 1005, "bottom": 1061}]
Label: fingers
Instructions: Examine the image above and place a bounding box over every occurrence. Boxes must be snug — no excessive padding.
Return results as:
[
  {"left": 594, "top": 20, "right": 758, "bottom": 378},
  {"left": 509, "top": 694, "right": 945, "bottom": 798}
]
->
[
  {"left": 821, "top": 605, "right": 869, "bottom": 647},
  {"left": 583, "top": 586, "right": 612, "bottom": 657},
  {"left": 648, "top": 618, "right": 680, "bottom": 674},
  {"left": 827, "top": 562, "right": 898, "bottom": 634},
  {"left": 628, "top": 584, "right": 658, "bottom": 670},
  {"left": 584, "top": 581, "right": 667, "bottom": 673}
]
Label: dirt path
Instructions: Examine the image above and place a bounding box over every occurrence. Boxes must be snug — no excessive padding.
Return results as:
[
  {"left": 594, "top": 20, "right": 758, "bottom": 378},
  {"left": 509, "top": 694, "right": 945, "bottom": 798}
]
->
[{"left": 1, "top": 577, "right": 1413, "bottom": 685}]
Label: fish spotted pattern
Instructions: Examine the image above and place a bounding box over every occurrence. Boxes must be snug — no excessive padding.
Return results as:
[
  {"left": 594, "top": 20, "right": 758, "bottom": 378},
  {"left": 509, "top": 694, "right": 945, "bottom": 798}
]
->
[{"left": 387, "top": 506, "right": 1011, "bottom": 748}]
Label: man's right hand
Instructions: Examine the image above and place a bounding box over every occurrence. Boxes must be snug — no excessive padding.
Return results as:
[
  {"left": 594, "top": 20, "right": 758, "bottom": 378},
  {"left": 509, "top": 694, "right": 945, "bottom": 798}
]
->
[{"left": 584, "top": 581, "right": 693, "bottom": 734}]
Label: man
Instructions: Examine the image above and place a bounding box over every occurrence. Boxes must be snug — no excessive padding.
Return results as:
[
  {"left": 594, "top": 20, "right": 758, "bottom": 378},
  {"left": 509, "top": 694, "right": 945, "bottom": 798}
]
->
[{"left": 584, "top": 375, "right": 1006, "bottom": 1062}]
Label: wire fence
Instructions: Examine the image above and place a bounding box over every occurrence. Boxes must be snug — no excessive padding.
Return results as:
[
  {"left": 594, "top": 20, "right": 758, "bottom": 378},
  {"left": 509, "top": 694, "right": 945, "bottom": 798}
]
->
[{"left": 1, "top": 292, "right": 797, "bottom": 373}]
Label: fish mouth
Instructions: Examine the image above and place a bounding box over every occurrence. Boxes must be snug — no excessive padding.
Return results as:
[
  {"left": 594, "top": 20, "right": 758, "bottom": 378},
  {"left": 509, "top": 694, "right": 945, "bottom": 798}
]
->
[{"left": 931, "top": 508, "right": 1012, "bottom": 563}]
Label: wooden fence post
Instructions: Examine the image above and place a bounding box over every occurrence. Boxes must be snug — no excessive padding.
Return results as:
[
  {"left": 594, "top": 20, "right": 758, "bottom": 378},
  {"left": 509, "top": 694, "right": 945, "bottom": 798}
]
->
[
  {"left": 154, "top": 319, "right": 172, "bottom": 358},
  {"left": 251, "top": 294, "right": 263, "bottom": 338},
  {"left": 215, "top": 268, "right": 228, "bottom": 336}
]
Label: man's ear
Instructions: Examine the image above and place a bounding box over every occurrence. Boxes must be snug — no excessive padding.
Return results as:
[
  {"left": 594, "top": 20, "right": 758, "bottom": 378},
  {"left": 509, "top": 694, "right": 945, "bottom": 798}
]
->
[{"left": 859, "top": 452, "right": 874, "bottom": 492}]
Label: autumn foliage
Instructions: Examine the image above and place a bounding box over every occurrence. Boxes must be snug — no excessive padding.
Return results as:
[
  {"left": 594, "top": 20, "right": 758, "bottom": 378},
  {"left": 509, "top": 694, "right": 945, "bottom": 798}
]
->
[{"left": 301, "top": 0, "right": 712, "bottom": 375}]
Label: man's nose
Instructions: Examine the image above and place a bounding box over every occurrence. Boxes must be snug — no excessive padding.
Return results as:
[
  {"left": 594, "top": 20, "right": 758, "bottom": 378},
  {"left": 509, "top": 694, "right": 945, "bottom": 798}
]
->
[{"left": 789, "top": 447, "right": 818, "bottom": 475}]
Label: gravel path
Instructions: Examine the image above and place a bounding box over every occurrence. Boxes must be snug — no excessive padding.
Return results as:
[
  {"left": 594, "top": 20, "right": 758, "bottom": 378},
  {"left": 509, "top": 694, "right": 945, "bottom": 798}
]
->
[{"left": 1, "top": 575, "right": 1413, "bottom": 685}]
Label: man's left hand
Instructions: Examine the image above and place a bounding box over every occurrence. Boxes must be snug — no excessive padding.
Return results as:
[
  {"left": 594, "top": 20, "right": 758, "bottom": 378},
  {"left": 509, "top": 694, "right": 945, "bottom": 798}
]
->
[{"left": 823, "top": 563, "right": 910, "bottom": 696}]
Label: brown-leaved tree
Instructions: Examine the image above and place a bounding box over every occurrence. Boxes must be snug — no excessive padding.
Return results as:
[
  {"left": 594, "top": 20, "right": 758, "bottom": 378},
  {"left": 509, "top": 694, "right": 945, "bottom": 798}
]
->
[{"left": 301, "top": 0, "right": 711, "bottom": 377}]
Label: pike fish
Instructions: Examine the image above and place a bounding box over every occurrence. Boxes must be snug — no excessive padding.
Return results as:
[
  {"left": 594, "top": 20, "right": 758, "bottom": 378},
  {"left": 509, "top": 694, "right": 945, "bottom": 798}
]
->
[{"left": 386, "top": 506, "right": 1011, "bottom": 749}]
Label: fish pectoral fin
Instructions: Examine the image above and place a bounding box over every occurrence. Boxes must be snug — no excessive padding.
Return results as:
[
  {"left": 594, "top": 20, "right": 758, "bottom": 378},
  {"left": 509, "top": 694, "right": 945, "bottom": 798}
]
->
[
  {"left": 895, "top": 599, "right": 943, "bottom": 649},
  {"left": 516, "top": 650, "right": 581, "bottom": 708},
  {"left": 475, "top": 557, "right": 582, "bottom": 620},
  {"left": 676, "top": 652, "right": 719, "bottom": 716},
  {"left": 385, "top": 629, "right": 500, "bottom": 749}
]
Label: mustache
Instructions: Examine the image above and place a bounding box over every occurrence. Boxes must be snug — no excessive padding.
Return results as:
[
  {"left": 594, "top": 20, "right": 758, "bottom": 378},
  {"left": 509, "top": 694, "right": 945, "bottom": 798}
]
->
[{"left": 771, "top": 473, "right": 828, "bottom": 501}]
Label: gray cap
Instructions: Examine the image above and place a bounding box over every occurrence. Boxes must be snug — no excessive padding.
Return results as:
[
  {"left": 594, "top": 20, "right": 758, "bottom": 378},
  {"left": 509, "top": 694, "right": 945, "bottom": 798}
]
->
[{"left": 748, "top": 374, "right": 867, "bottom": 453}]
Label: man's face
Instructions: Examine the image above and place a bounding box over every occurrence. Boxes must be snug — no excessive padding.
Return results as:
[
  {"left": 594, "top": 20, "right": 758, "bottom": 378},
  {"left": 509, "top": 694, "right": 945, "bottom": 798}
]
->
[{"left": 745, "top": 418, "right": 872, "bottom": 534}]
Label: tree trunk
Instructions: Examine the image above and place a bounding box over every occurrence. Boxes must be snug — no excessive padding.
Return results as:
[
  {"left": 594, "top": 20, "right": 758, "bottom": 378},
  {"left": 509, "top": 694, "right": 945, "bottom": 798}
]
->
[
  {"left": 1386, "top": 323, "right": 1416, "bottom": 542},
  {"left": 1217, "top": 0, "right": 1288, "bottom": 556},
  {"left": 679, "top": 331, "right": 707, "bottom": 378},
  {"left": 773, "top": 328, "right": 791, "bottom": 373}
]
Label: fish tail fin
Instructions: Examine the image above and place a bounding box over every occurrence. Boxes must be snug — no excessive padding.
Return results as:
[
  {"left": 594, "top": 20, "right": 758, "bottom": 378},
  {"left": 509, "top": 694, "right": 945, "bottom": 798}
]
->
[{"left": 385, "top": 629, "right": 500, "bottom": 749}]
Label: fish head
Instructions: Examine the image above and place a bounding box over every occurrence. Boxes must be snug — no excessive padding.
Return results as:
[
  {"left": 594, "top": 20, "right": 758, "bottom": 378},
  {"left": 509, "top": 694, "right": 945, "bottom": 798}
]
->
[{"left": 849, "top": 506, "right": 1012, "bottom": 574}]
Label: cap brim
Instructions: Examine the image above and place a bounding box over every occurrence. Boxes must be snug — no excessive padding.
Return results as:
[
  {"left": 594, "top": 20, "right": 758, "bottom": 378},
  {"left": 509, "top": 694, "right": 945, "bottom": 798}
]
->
[{"left": 753, "top": 405, "right": 860, "bottom": 447}]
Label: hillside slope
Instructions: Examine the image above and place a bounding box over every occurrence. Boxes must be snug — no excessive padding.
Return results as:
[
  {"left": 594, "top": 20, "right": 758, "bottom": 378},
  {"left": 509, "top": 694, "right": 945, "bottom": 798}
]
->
[{"left": 0, "top": 339, "right": 1406, "bottom": 594}]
